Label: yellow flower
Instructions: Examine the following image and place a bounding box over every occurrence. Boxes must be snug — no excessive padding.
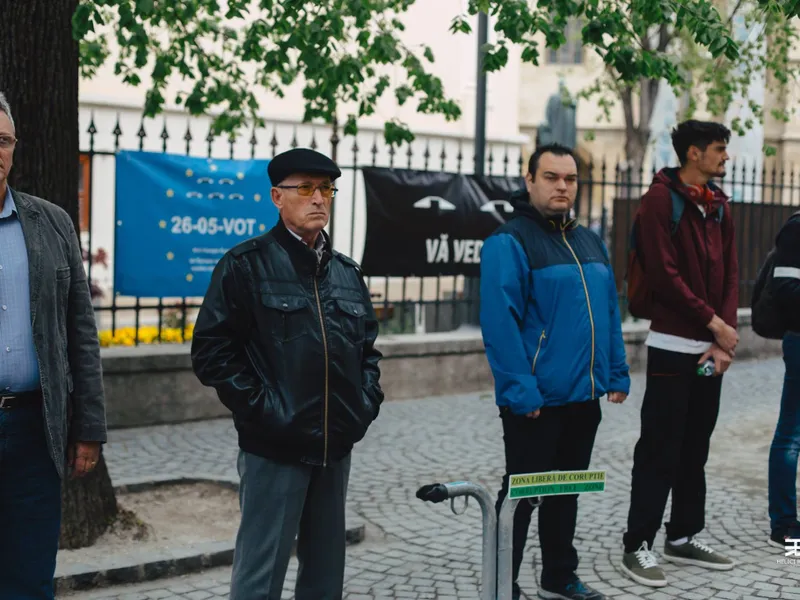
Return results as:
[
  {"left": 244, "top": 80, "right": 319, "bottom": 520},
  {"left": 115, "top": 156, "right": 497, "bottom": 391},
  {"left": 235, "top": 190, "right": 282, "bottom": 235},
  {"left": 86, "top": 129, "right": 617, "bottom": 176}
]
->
[{"left": 97, "top": 324, "right": 196, "bottom": 347}]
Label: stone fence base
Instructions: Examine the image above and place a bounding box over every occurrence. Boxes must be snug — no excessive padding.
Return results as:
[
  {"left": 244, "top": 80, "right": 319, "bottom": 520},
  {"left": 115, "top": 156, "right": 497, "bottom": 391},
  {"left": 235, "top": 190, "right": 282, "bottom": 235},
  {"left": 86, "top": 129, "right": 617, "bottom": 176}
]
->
[{"left": 101, "top": 309, "right": 782, "bottom": 429}]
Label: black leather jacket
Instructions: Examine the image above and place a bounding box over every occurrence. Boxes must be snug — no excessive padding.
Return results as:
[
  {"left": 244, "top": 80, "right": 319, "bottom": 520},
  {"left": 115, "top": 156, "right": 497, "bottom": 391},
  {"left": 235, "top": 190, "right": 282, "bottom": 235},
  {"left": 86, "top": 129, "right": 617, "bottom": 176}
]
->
[
  {"left": 191, "top": 220, "right": 384, "bottom": 466},
  {"left": 774, "top": 213, "right": 800, "bottom": 333}
]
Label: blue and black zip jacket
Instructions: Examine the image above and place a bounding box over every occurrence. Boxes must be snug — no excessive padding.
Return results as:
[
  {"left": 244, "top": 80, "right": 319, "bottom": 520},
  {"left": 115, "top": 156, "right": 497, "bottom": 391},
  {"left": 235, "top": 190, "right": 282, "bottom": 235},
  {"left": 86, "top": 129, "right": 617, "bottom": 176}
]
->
[{"left": 479, "top": 189, "right": 630, "bottom": 415}]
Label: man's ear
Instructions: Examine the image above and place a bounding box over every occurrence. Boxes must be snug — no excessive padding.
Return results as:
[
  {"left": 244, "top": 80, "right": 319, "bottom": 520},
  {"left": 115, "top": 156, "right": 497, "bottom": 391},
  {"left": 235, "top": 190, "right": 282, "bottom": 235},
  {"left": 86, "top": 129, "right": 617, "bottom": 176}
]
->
[
  {"left": 525, "top": 172, "right": 535, "bottom": 192},
  {"left": 271, "top": 187, "right": 283, "bottom": 210}
]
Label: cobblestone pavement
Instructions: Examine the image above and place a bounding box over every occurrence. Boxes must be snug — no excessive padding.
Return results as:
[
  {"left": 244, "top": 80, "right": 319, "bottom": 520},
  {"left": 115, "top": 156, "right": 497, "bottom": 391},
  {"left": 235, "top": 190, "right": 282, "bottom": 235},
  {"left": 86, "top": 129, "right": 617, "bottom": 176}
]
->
[{"left": 63, "top": 356, "right": 800, "bottom": 599}]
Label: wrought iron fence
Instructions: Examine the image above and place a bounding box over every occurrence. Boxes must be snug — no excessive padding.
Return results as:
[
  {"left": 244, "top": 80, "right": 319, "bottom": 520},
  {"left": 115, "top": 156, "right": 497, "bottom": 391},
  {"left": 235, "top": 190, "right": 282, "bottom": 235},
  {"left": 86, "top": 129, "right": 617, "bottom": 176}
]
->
[
  {"left": 78, "top": 107, "right": 526, "bottom": 345},
  {"left": 78, "top": 107, "right": 799, "bottom": 346}
]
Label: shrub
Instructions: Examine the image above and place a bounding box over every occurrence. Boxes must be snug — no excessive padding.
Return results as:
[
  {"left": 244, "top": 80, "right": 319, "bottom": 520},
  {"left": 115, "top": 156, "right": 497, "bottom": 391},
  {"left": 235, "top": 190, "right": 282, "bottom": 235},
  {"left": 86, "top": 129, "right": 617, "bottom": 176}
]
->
[{"left": 98, "top": 324, "right": 194, "bottom": 347}]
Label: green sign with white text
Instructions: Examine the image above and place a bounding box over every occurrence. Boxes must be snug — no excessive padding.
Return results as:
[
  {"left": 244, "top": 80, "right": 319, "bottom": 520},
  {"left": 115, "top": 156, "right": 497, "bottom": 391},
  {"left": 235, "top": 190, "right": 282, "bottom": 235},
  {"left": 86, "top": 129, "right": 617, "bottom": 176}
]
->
[{"left": 508, "top": 470, "right": 606, "bottom": 499}]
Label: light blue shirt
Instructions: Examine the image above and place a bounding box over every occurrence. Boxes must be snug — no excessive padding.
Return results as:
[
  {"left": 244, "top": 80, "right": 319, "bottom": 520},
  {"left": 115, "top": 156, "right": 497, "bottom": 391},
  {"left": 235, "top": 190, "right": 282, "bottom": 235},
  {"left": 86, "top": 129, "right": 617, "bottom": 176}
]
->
[{"left": 0, "top": 187, "right": 41, "bottom": 392}]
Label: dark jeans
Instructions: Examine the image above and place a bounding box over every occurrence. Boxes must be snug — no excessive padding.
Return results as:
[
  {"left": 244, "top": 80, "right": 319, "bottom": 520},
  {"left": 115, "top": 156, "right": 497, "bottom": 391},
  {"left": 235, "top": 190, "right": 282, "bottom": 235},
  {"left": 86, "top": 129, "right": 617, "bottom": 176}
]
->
[
  {"left": 768, "top": 332, "right": 800, "bottom": 533},
  {"left": 623, "top": 347, "right": 722, "bottom": 553},
  {"left": 495, "top": 400, "right": 601, "bottom": 589},
  {"left": 0, "top": 402, "right": 62, "bottom": 600}
]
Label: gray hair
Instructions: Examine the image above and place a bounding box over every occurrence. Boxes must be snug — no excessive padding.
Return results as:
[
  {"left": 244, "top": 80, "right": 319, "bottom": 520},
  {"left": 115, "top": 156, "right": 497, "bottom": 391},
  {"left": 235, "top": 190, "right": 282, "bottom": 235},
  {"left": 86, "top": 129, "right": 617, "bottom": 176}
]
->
[{"left": 0, "top": 93, "right": 15, "bottom": 130}]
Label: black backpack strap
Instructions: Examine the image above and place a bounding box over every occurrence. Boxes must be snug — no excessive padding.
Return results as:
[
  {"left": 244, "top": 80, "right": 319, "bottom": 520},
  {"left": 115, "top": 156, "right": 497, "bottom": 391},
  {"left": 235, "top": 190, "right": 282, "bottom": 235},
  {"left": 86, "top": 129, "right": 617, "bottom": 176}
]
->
[{"left": 668, "top": 189, "right": 685, "bottom": 235}]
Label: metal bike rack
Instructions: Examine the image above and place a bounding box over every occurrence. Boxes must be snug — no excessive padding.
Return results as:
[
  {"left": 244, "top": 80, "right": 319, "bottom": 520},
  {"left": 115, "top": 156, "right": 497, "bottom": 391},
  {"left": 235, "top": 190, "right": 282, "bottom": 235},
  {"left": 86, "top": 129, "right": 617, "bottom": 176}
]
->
[
  {"left": 419, "top": 472, "right": 597, "bottom": 599},
  {"left": 416, "top": 481, "right": 497, "bottom": 600},
  {"left": 496, "top": 494, "right": 542, "bottom": 600},
  {"left": 496, "top": 494, "right": 520, "bottom": 600},
  {"left": 496, "top": 469, "right": 603, "bottom": 599}
]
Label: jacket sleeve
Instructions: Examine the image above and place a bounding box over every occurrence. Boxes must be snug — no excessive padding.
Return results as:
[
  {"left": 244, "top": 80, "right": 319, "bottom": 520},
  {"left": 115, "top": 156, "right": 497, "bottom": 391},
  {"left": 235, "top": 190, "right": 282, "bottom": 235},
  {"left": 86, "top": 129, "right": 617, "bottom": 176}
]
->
[
  {"left": 191, "top": 254, "right": 280, "bottom": 424},
  {"left": 601, "top": 242, "right": 630, "bottom": 394},
  {"left": 720, "top": 203, "right": 740, "bottom": 328},
  {"left": 65, "top": 217, "right": 108, "bottom": 443},
  {"left": 479, "top": 233, "right": 544, "bottom": 415},
  {"left": 772, "top": 215, "right": 800, "bottom": 310},
  {"left": 359, "top": 276, "right": 384, "bottom": 420},
  {"left": 637, "top": 187, "right": 716, "bottom": 327}
]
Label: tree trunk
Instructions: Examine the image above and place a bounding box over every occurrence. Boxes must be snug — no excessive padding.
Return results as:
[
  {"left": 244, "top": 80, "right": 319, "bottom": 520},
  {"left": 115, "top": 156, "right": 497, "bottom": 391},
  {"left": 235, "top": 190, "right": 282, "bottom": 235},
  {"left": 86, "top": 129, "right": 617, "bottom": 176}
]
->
[
  {"left": 1, "top": 0, "right": 80, "bottom": 217},
  {"left": 624, "top": 127, "right": 649, "bottom": 178},
  {"left": 618, "top": 80, "right": 652, "bottom": 200},
  {"left": 618, "top": 128, "right": 648, "bottom": 201},
  {"left": 0, "top": 0, "right": 119, "bottom": 550},
  {"left": 59, "top": 448, "right": 119, "bottom": 549}
]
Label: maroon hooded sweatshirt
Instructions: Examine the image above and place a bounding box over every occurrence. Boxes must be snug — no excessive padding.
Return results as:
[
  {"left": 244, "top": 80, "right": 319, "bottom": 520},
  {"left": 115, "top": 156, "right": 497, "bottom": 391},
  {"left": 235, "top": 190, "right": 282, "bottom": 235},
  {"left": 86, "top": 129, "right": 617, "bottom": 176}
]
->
[{"left": 635, "top": 167, "right": 739, "bottom": 341}]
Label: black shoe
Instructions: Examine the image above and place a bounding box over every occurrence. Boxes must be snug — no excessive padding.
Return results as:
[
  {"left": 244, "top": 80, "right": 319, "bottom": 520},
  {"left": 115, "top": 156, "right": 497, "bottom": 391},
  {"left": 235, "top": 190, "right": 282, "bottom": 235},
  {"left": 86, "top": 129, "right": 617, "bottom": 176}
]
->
[
  {"left": 770, "top": 530, "right": 788, "bottom": 549},
  {"left": 537, "top": 577, "right": 606, "bottom": 600},
  {"left": 769, "top": 522, "right": 800, "bottom": 549}
]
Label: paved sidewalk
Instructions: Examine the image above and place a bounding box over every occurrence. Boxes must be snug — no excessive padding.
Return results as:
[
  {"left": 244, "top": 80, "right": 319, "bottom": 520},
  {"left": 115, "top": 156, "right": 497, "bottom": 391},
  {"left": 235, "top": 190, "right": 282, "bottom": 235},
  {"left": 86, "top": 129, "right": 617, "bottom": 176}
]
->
[{"left": 63, "top": 357, "right": 798, "bottom": 599}]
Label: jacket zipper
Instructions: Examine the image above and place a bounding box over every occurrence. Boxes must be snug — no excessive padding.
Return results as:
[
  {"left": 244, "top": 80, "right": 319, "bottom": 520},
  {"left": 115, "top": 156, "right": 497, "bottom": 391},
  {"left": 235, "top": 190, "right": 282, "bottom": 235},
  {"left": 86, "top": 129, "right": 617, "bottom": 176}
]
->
[
  {"left": 312, "top": 268, "right": 330, "bottom": 467},
  {"left": 531, "top": 329, "right": 546, "bottom": 375},
  {"left": 561, "top": 228, "right": 596, "bottom": 399}
]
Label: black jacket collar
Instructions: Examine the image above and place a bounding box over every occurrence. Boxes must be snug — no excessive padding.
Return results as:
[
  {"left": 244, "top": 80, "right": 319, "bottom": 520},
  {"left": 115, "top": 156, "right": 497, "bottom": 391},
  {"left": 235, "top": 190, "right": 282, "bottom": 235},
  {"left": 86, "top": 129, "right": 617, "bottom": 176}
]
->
[
  {"left": 270, "top": 218, "right": 332, "bottom": 275},
  {"left": 509, "top": 188, "right": 577, "bottom": 232}
]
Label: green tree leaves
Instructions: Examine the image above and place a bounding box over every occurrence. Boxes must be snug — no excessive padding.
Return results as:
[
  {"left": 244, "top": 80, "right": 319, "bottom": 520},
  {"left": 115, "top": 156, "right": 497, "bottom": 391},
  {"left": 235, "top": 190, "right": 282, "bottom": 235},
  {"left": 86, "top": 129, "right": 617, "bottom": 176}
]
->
[
  {"left": 74, "top": 0, "right": 462, "bottom": 144},
  {"left": 73, "top": 0, "right": 800, "bottom": 153}
]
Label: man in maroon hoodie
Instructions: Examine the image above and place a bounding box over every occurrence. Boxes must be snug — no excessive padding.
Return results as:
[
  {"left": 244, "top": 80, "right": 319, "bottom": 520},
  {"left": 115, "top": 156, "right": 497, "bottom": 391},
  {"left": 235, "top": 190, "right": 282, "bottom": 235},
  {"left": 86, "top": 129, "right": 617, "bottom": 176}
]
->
[{"left": 620, "top": 120, "right": 739, "bottom": 588}]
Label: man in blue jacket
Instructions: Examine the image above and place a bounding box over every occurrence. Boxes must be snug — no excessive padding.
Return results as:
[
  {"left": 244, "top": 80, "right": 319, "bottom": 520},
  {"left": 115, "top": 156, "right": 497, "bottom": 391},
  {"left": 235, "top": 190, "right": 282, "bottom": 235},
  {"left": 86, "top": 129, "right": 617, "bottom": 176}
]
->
[{"left": 480, "top": 143, "right": 630, "bottom": 600}]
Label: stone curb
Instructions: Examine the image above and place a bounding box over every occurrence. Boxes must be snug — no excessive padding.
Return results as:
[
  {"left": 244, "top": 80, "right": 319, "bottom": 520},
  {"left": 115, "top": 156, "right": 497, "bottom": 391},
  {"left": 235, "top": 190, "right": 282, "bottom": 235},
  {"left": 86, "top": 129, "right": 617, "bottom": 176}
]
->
[{"left": 54, "top": 476, "right": 366, "bottom": 594}]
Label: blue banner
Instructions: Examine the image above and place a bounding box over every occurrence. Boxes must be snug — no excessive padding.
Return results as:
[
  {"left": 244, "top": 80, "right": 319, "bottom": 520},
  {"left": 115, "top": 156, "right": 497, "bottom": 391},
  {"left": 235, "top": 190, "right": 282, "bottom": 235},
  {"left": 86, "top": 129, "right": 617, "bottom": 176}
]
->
[{"left": 114, "top": 150, "right": 276, "bottom": 297}]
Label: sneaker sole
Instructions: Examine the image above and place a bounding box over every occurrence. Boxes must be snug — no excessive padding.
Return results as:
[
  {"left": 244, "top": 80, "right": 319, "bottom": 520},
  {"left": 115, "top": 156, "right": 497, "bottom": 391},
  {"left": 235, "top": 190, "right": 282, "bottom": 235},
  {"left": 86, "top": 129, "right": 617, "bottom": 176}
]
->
[
  {"left": 537, "top": 591, "right": 571, "bottom": 600},
  {"left": 662, "top": 552, "right": 735, "bottom": 570},
  {"left": 618, "top": 561, "right": 667, "bottom": 587},
  {"left": 537, "top": 590, "right": 600, "bottom": 600}
]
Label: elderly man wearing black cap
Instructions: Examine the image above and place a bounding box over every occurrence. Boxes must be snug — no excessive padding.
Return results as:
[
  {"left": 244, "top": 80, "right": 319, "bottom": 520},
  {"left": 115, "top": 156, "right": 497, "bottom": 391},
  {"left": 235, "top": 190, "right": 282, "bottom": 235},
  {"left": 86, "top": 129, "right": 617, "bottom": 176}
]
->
[{"left": 191, "top": 147, "right": 384, "bottom": 600}]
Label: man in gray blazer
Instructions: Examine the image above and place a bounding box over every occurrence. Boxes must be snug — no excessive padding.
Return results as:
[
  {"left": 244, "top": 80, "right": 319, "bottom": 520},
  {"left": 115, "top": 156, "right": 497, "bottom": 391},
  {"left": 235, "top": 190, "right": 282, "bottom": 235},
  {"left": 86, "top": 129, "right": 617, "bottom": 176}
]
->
[{"left": 0, "top": 92, "right": 107, "bottom": 599}]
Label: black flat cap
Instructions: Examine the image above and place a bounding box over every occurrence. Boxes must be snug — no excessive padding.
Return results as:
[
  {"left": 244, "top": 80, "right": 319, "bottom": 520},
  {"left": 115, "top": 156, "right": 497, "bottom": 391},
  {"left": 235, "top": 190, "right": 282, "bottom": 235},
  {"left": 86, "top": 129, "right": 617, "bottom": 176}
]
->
[{"left": 268, "top": 147, "right": 341, "bottom": 185}]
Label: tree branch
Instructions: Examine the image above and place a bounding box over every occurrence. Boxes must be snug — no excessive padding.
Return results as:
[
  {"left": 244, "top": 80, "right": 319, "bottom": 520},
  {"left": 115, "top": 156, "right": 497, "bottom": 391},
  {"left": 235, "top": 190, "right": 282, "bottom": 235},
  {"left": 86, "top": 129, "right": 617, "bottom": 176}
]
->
[
  {"left": 621, "top": 85, "right": 635, "bottom": 133},
  {"left": 657, "top": 23, "right": 672, "bottom": 53},
  {"left": 639, "top": 77, "right": 650, "bottom": 132},
  {"left": 724, "top": 0, "right": 748, "bottom": 29},
  {"left": 641, "top": 27, "right": 652, "bottom": 52},
  {"left": 639, "top": 73, "right": 660, "bottom": 136},
  {"left": 604, "top": 62, "right": 626, "bottom": 97},
  {"left": 647, "top": 76, "right": 660, "bottom": 120}
]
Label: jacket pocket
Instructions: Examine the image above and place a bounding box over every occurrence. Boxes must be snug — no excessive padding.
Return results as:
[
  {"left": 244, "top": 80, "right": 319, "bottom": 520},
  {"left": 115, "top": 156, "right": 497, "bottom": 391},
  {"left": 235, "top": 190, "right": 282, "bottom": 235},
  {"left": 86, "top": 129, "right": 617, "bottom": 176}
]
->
[
  {"left": 334, "top": 392, "right": 374, "bottom": 447},
  {"left": 333, "top": 298, "right": 367, "bottom": 344},
  {"left": 260, "top": 294, "right": 310, "bottom": 342},
  {"left": 531, "top": 329, "right": 547, "bottom": 375}
]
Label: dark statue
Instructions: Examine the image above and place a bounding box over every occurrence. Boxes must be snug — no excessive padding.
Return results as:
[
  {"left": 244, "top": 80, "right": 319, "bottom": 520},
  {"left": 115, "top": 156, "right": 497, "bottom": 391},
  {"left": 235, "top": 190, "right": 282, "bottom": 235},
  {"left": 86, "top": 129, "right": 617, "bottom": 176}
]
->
[{"left": 537, "top": 78, "right": 577, "bottom": 150}]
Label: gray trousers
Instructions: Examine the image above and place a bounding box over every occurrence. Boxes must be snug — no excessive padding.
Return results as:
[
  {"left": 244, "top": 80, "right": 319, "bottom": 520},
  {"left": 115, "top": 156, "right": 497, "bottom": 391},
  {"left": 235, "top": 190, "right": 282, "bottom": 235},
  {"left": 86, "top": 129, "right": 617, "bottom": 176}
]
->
[{"left": 229, "top": 450, "right": 351, "bottom": 600}]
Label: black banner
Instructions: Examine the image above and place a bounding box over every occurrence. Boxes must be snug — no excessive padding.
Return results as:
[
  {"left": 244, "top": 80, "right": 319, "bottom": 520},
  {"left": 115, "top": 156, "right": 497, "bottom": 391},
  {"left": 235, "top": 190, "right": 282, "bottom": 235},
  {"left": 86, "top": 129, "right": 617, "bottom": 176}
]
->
[{"left": 361, "top": 167, "right": 524, "bottom": 276}]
